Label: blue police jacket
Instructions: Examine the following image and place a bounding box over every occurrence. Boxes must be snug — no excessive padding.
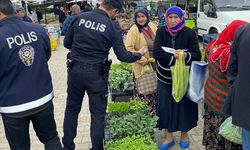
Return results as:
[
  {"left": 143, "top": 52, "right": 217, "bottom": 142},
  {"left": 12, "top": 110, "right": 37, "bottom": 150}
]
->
[
  {"left": 0, "top": 16, "right": 53, "bottom": 114},
  {"left": 64, "top": 8, "right": 142, "bottom": 64}
]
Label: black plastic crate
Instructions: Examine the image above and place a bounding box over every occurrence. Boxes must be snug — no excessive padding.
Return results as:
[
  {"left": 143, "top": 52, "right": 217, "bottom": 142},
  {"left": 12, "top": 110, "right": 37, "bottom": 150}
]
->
[
  {"left": 104, "top": 127, "right": 113, "bottom": 142},
  {"left": 110, "top": 90, "right": 133, "bottom": 102},
  {"left": 104, "top": 113, "right": 113, "bottom": 142}
]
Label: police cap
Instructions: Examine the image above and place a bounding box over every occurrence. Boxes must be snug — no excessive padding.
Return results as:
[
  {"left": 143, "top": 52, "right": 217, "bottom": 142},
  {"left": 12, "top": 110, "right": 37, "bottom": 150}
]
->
[{"left": 104, "top": 0, "right": 124, "bottom": 13}]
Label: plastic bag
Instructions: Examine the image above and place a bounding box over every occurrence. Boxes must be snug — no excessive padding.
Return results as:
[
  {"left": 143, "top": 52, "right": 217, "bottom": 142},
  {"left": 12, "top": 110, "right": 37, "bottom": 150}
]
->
[
  {"left": 171, "top": 52, "right": 190, "bottom": 102},
  {"left": 219, "top": 117, "right": 242, "bottom": 144},
  {"left": 187, "top": 61, "right": 208, "bottom": 103}
]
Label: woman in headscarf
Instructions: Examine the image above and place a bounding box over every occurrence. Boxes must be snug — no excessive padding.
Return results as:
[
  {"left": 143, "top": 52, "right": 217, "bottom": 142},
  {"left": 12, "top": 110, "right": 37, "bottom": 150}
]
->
[
  {"left": 153, "top": 6, "right": 201, "bottom": 149},
  {"left": 125, "top": 8, "right": 157, "bottom": 115},
  {"left": 202, "top": 20, "right": 247, "bottom": 150}
]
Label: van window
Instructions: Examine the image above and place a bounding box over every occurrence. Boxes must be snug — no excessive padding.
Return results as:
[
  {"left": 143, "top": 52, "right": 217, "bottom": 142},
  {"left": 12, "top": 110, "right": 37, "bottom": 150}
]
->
[
  {"left": 200, "top": 0, "right": 213, "bottom": 12},
  {"left": 200, "top": 0, "right": 216, "bottom": 17}
]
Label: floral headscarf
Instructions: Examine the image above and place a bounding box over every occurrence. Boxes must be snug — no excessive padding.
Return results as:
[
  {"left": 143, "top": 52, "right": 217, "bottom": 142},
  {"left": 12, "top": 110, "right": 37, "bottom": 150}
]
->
[{"left": 205, "top": 20, "right": 248, "bottom": 72}]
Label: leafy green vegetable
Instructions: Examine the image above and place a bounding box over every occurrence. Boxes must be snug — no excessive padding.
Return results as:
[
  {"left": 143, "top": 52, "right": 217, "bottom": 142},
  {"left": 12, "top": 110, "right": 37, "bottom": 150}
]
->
[{"left": 105, "top": 135, "right": 158, "bottom": 150}]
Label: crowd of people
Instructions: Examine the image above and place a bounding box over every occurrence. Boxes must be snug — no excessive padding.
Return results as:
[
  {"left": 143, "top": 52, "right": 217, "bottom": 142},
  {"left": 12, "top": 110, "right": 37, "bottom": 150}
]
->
[
  {"left": 15, "top": 4, "right": 43, "bottom": 24},
  {"left": 0, "top": 0, "right": 249, "bottom": 150}
]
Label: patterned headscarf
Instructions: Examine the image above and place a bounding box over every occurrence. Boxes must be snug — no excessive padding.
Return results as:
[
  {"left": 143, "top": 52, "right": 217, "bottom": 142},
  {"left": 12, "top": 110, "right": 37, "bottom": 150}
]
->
[
  {"left": 134, "top": 8, "right": 150, "bottom": 32},
  {"left": 165, "top": 6, "right": 185, "bottom": 37},
  {"left": 205, "top": 20, "right": 248, "bottom": 72}
]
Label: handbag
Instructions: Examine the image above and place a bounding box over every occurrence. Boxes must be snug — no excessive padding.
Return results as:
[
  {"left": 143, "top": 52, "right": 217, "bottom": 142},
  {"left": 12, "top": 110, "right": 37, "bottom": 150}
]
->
[
  {"left": 136, "top": 64, "right": 157, "bottom": 95},
  {"left": 187, "top": 61, "right": 208, "bottom": 103}
]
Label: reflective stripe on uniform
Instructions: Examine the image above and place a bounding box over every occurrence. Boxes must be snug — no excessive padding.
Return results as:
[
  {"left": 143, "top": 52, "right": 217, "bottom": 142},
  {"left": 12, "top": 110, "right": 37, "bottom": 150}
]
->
[{"left": 0, "top": 91, "right": 54, "bottom": 113}]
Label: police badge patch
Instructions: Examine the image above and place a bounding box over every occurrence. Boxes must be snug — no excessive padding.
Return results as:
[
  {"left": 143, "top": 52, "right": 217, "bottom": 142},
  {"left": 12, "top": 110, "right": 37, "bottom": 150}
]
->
[{"left": 19, "top": 45, "right": 35, "bottom": 66}]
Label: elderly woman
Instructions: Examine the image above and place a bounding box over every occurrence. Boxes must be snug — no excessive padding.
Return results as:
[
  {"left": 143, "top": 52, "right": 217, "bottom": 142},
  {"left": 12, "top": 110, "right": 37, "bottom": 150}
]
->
[
  {"left": 202, "top": 20, "right": 247, "bottom": 150},
  {"left": 153, "top": 6, "right": 201, "bottom": 149},
  {"left": 125, "top": 8, "right": 157, "bottom": 114}
]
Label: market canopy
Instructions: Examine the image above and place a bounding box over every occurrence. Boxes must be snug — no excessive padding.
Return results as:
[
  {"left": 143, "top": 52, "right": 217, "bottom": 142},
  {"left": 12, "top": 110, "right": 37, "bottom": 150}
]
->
[
  {"left": 11, "top": 0, "right": 65, "bottom": 6},
  {"left": 11, "top": 0, "right": 45, "bottom": 2},
  {"left": 29, "top": 0, "right": 66, "bottom": 6}
]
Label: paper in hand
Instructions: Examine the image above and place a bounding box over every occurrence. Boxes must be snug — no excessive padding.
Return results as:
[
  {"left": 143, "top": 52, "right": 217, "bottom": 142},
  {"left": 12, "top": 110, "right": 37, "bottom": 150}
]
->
[
  {"left": 161, "top": 46, "right": 175, "bottom": 54},
  {"left": 161, "top": 46, "right": 188, "bottom": 54}
]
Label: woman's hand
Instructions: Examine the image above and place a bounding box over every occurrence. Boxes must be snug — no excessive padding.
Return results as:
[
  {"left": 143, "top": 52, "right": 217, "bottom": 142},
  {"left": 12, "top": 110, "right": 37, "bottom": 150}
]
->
[
  {"left": 138, "top": 47, "right": 148, "bottom": 55},
  {"left": 173, "top": 50, "right": 187, "bottom": 58}
]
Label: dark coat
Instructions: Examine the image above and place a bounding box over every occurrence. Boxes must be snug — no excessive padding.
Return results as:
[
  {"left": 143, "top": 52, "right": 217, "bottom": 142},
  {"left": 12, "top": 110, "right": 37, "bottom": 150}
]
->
[
  {"left": 64, "top": 8, "right": 141, "bottom": 64},
  {"left": 36, "top": 10, "right": 43, "bottom": 20},
  {"left": 153, "top": 26, "right": 201, "bottom": 84},
  {"left": 23, "top": 15, "right": 32, "bottom": 22},
  {"left": 0, "top": 16, "right": 52, "bottom": 113},
  {"left": 59, "top": 10, "right": 66, "bottom": 23},
  {"left": 223, "top": 24, "right": 250, "bottom": 131},
  {"left": 153, "top": 26, "right": 201, "bottom": 131}
]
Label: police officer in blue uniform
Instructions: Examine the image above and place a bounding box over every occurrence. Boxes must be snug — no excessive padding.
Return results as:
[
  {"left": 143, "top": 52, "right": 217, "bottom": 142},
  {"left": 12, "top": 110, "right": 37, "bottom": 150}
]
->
[
  {"left": 0, "top": 0, "right": 62, "bottom": 149},
  {"left": 62, "top": 0, "right": 147, "bottom": 149}
]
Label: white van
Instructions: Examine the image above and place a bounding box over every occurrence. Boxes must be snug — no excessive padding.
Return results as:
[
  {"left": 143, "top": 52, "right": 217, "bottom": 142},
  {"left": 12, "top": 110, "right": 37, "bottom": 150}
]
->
[{"left": 197, "top": 0, "right": 250, "bottom": 36}]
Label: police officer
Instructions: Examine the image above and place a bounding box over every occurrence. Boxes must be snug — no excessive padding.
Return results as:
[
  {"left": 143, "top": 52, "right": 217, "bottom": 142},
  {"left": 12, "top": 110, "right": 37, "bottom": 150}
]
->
[
  {"left": 0, "top": 0, "right": 62, "bottom": 149},
  {"left": 62, "top": 0, "right": 147, "bottom": 149}
]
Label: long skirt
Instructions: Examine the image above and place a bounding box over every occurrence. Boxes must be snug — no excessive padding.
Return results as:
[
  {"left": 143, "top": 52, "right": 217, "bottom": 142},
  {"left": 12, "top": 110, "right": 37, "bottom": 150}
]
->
[
  {"left": 202, "top": 104, "right": 242, "bottom": 150},
  {"left": 156, "top": 81, "right": 198, "bottom": 132}
]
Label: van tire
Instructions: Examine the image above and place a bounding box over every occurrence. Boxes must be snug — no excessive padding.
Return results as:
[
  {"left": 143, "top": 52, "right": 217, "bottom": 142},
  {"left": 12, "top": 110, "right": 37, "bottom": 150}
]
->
[{"left": 209, "top": 29, "right": 218, "bottom": 34}]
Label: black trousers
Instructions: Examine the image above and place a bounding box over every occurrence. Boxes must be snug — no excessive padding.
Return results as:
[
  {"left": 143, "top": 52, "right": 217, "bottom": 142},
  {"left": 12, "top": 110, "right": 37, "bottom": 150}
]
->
[
  {"left": 1, "top": 102, "right": 62, "bottom": 150},
  {"left": 62, "top": 62, "right": 108, "bottom": 150}
]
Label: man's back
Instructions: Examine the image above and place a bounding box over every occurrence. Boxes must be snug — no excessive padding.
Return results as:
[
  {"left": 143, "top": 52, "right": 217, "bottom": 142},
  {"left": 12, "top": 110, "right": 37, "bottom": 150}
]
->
[
  {"left": 64, "top": 9, "right": 125, "bottom": 64},
  {"left": 235, "top": 24, "right": 250, "bottom": 72},
  {"left": 62, "top": 1, "right": 145, "bottom": 149},
  {"left": 0, "top": 1, "right": 62, "bottom": 149},
  {"left": 0, "top": 16, "right": 52, "bottom": 112},
  {"left": 224, "top": 23, "right": 250, "bottom": 132},
  {"left": 231, "top": 24, "right": 250, "bottom": 99}
]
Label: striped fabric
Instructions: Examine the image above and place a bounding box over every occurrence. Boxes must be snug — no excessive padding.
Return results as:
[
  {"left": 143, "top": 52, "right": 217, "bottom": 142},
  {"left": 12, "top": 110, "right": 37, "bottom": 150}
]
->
[
  {"left": 156, "top": 61, "right": 172, "bottom": 84},
  {"left": 204, "top": 60, "right": 231, "bottom": 115},
  {"left": 156, "top": 53, "right": 192, "bottom": 85}
]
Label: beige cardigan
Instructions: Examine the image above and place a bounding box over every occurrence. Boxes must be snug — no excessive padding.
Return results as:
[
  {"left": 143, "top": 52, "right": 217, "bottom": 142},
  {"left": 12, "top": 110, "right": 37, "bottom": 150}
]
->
[{"left": 125, "top": 22, "right": 157, "bottom": 78}]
